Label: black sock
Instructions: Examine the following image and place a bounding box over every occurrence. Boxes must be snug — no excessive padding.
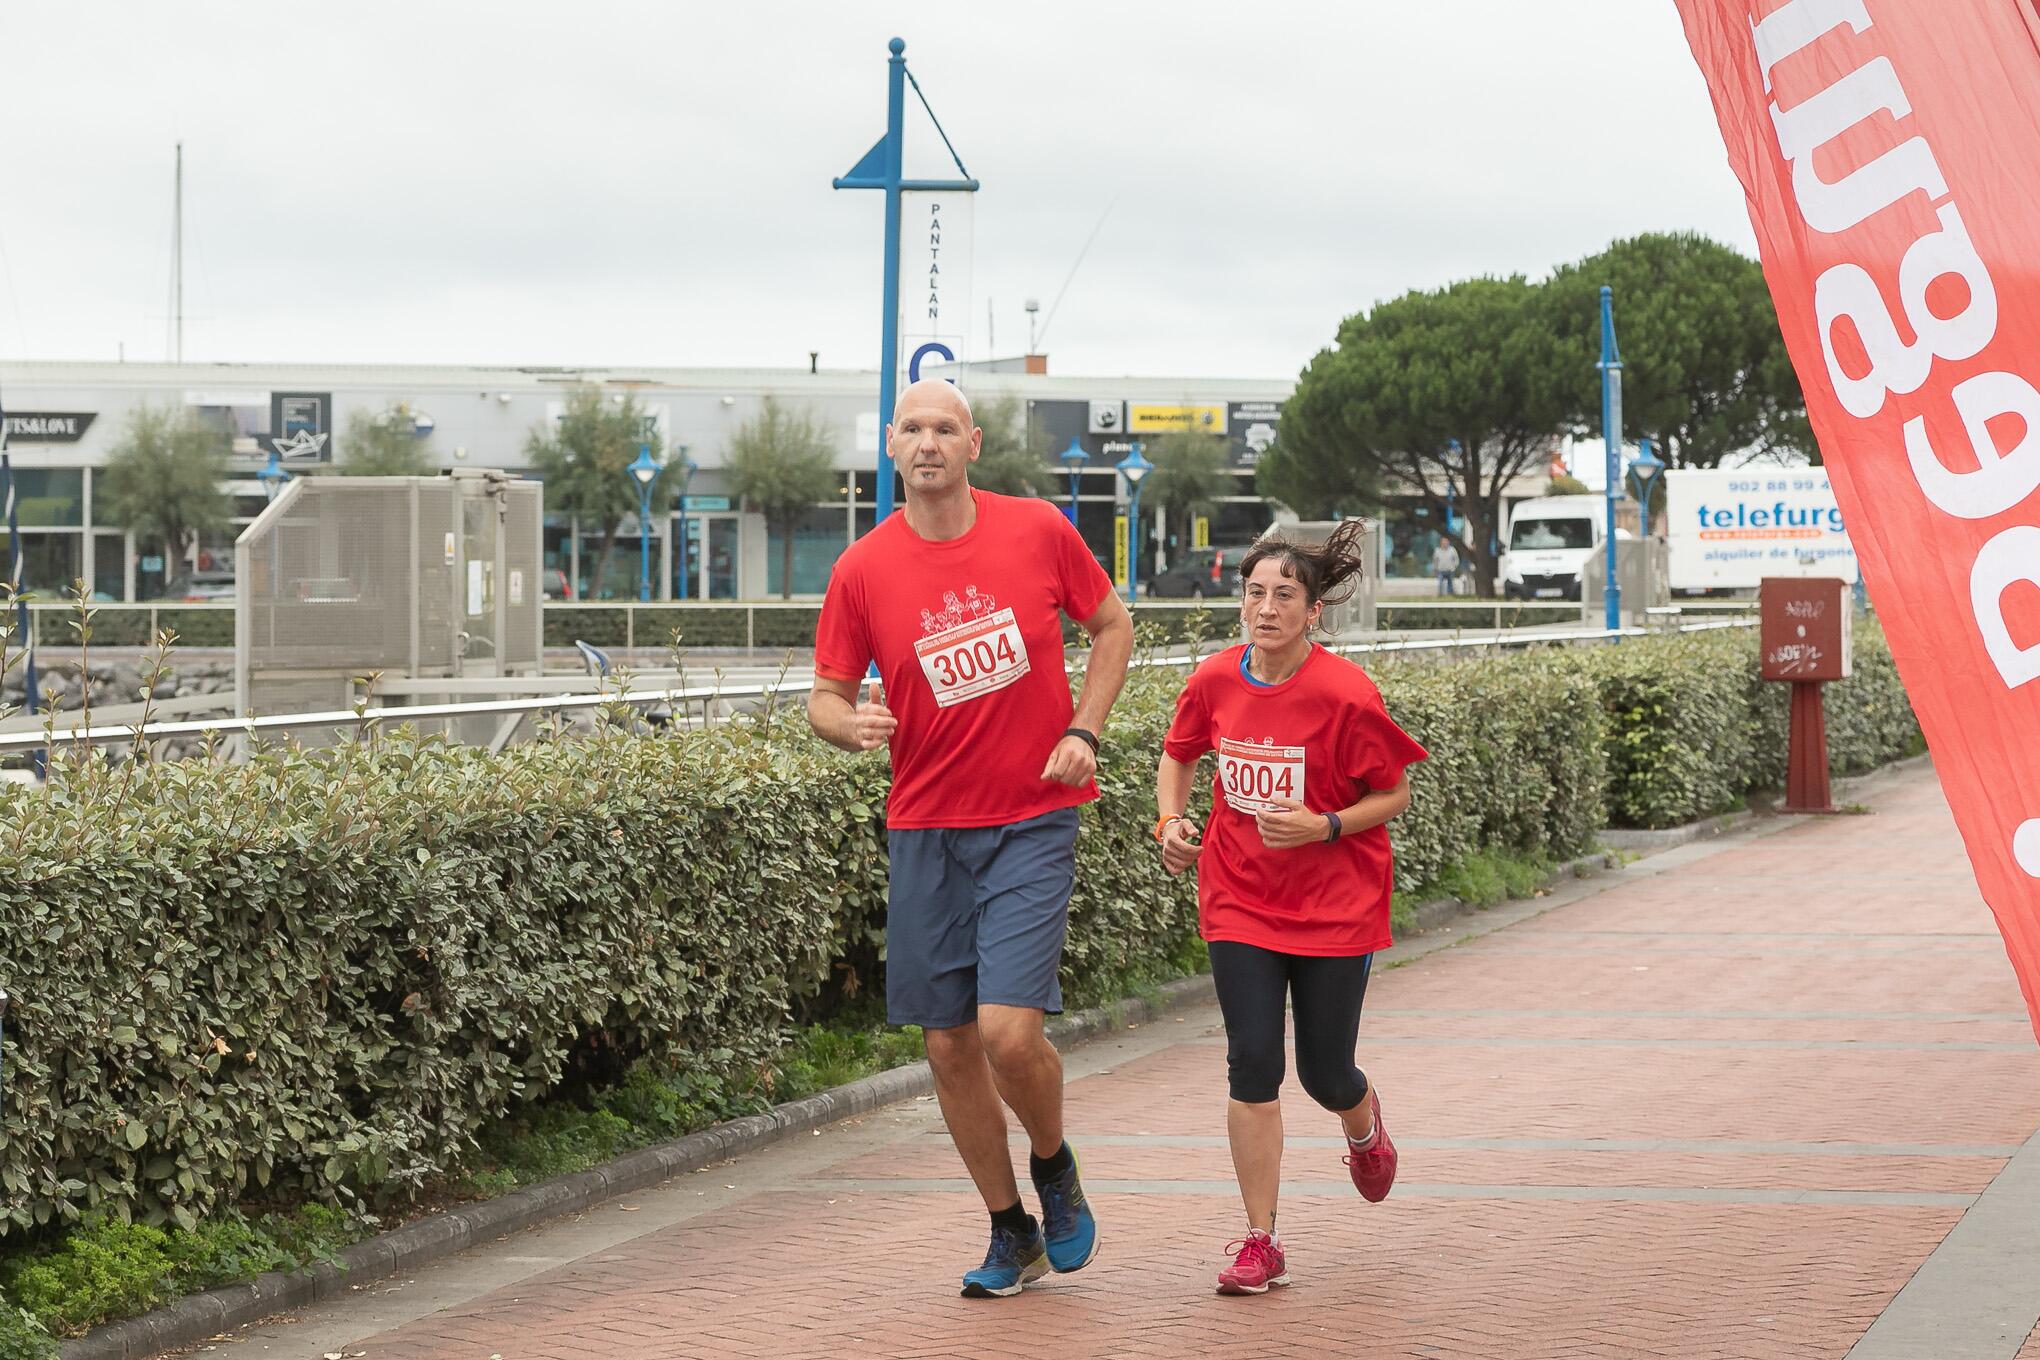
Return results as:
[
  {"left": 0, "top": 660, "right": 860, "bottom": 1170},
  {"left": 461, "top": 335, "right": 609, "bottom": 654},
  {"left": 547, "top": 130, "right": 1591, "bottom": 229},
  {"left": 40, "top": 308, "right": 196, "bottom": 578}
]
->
[
  {"left": 990, "top": 1201, "right": 1036, "bottom": 1236},
  {"left": 1029, "top": 1141, "right": 1074, "bottom": 1184}
]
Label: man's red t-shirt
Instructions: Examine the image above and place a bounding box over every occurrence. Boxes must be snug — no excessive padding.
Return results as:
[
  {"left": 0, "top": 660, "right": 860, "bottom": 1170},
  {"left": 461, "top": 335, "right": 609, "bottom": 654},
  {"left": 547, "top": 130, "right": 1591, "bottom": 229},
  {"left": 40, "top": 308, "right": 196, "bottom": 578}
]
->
[
  {"left": 1162, "top": 644, "right": 1428, "bottom": 956},
  {"left": 813, "top": 489, "right": 1114, "bottom": 829}
]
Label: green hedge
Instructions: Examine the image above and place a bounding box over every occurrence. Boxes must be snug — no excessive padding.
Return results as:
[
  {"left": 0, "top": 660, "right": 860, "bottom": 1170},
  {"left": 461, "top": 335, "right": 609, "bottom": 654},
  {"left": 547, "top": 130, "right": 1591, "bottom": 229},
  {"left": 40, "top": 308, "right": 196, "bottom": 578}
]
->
[
  {"left": 1584, "top": 626, "right": 1920, "bottom": 828},
  {"left": 0, "top": 625, "right": 1917, "bottom": 1245}
]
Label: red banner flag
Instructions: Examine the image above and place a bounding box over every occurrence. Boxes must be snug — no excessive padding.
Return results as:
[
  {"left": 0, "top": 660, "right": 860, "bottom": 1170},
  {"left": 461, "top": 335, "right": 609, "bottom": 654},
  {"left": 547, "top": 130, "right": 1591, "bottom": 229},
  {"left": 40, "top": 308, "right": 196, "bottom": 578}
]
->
[{"left": 1672, "top": 0, "right": 2040, "bottom": 1037}]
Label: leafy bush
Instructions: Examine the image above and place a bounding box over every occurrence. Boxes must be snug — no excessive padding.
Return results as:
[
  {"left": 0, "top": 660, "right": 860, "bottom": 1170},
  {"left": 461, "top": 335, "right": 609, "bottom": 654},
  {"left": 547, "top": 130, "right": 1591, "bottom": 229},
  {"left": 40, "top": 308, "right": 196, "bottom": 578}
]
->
[
  {"left": 0, "top": 622, "right": 1917, "bottom": 1253},
  {"left": 1585, "top": 624, "right": 1918, "bottom": 827}
]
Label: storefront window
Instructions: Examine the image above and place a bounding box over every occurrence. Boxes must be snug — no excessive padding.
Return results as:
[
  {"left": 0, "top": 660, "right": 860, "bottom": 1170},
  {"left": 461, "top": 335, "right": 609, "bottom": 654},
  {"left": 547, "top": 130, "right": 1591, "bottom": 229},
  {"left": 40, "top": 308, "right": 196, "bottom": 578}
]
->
[
  {"left": 93, "top": 533, "right": 128, "bottom": 600},
  {"left": 765, "top": 506, "right": 850, "bottom": 597},
  {"left": 0, "top": 529, "right": 84, "bottom": 597},
  {"left": 6, "top": 469, "right": 84, "bottom": 527}
]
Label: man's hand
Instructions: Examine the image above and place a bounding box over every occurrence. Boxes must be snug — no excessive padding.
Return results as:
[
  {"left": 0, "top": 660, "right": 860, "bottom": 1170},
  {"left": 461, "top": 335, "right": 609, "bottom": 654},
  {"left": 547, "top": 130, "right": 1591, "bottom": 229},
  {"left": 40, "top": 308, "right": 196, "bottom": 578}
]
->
[
  {"left": 1040, "top": 734, "right": 1097, "bottom": 787},
  {"left": 1254, "top": 796, "right": 1325, "bottom": 850},
  {"left": 850, "top": 678, "right": 897, "bottom": 751},
  {"left": 1159, "top": 817, "right": 1204, "bottom": 875}
]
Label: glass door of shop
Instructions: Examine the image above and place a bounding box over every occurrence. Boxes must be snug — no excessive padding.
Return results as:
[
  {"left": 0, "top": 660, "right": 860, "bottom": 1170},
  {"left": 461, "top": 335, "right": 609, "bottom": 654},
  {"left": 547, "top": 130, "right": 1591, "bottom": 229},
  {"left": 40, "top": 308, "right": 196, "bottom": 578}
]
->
[{"left": 679, "top": 514, "right": 740, "bottom": 600}]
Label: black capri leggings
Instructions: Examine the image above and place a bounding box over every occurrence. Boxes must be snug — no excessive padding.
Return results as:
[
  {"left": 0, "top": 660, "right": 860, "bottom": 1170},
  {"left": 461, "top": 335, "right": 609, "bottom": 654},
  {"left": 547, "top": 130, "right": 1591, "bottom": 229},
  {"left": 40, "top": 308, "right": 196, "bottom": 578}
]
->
[{"left": 1208, "top": 940, "right": 1374, "bottom": 1109}]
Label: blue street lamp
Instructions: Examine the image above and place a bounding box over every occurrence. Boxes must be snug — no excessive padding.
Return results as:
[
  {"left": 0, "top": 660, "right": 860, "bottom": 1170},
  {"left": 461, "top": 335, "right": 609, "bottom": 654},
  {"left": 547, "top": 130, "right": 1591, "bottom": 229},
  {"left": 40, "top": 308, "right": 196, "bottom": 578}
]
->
[
  {"left": 1598, "top": 285, "right": 1625, "bottom": 632},
  {"left": 256, "top": 449, "right": 290, "bottom": 502},
  {"left": 1117, "top": 442, "right": 1152, "bottom": 603},
  {"left": 627, "top": 443, "right": 661, "bottom": 603},
  {"left": 1443, "top": 437, "right": 1462, "bottom": 535},
  {"left": 1058, "top": 438, "right": 1088, "bottom": 526},
  {"left": 1632, "top": 438, "right": 1665, "bottom": 625},
  {"left": 672, "top": 447, "right": 698, "bottom": 601}
]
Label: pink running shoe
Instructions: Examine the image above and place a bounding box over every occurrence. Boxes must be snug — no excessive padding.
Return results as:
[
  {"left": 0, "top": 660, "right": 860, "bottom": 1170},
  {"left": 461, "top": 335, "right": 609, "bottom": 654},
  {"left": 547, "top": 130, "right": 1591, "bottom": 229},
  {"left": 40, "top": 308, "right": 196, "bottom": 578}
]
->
[
  {"left": 1216, "top": 1229, "right": 1289, "bottom": 1295},
  {"left": 1343, "top": 1085, "right": 1398, "bottom": 1202}
]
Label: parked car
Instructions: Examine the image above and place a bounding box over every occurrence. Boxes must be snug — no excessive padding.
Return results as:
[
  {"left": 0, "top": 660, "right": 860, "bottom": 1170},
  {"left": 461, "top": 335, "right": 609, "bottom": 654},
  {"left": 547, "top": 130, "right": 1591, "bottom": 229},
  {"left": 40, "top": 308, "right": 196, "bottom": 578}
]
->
[
  {"left": 1146, "top": 545, "right": 1257, "bottom": 599},
  {"left": 162, "top": 570, "right": 237, "bottom": 602}
]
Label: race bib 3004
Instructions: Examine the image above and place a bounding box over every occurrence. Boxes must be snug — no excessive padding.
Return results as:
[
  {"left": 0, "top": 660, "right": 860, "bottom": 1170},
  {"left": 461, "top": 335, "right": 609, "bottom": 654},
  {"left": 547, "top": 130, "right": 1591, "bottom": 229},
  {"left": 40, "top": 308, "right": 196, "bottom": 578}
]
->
[
  {"left": 1218, "top": 737, "right": 1306, "bottom": 814},
  {"left": 915, "top": 607, "right": 1031, "bottom": 708}
]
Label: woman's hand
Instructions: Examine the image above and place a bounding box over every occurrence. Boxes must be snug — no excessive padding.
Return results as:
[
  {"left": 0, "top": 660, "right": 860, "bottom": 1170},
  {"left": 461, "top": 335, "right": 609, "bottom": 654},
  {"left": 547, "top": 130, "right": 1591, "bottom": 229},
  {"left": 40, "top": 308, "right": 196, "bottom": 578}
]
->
[
  {"left": 1160, "top": 817, "right": 1204, "bottom": 875},
  {"left": 1254, "top": 797, "right": 1326, "bottom": 850}
]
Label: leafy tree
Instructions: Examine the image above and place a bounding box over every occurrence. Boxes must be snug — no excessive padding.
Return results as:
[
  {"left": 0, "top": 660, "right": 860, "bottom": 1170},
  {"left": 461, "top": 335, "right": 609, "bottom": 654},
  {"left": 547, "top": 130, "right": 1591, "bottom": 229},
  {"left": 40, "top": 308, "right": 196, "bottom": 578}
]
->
[
  {"left": 1548, "top": 472, "right": 1591, "bottom": 496},
  {"left": 96, "top": 405, "right": 231, "bottom": 594},
  {"left": 725, "top": 397, "right": 839, "bottom": 599},
  {"left": 1544, "top": 232, "right": 1811, "bottom": 467},
  {"left": 1142, "top": 426, "right": 1232, "bottom": 566},
  {"left": 1266, "top": 275, "right": 1573, "bottom": 594},
  {"left": 524, "top": 387, "right": 665, "bottom": 600},
  {"left": 967, "top": 394, "right": 1055, "bottom": 497},
  {"left": 337, "top": 405, "right": 432, "bottom": 476}
]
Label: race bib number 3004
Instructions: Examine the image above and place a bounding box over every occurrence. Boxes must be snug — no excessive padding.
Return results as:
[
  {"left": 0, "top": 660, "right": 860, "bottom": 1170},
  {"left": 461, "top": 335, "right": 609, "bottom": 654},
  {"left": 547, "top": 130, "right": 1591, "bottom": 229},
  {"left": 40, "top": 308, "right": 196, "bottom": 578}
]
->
[
  {"left": 1218, "top": 737, "right": 1306, "bottom": 814},
  {"left": 916, "top": 607, "right": 1031, "bottom": 708}
]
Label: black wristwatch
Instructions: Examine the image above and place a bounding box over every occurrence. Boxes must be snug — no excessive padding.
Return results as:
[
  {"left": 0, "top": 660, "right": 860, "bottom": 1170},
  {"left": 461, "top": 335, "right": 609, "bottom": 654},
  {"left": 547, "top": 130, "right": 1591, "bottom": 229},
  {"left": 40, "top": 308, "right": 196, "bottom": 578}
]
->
[
  {"left": 1063, "top": 726, "right": 1100, "bottom": 753},
  {"left": 1323, "top": 812, "right": 1344, "bottom": 844}
]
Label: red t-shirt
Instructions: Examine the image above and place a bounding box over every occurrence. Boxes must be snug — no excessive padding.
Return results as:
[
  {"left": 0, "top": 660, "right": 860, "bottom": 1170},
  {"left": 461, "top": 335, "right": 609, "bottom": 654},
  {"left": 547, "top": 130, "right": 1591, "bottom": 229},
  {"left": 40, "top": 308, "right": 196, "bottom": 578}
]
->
[
  {"left": 814, "top": 489, "right": 1114, "bottom": 829},
  {"left": 1162, "top": 644, "right": 1428, "bottom": 956}
]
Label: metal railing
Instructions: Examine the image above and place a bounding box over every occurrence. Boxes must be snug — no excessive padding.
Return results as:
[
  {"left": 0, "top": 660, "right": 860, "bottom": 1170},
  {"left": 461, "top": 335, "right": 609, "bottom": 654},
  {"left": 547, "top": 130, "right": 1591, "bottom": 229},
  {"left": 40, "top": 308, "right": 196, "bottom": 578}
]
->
[
  {"left": 0, "top": 614, "right": 1757, "bottom": 756},
  {"left": 18, "top": 596, "right": 1759, "bottom": 656}
]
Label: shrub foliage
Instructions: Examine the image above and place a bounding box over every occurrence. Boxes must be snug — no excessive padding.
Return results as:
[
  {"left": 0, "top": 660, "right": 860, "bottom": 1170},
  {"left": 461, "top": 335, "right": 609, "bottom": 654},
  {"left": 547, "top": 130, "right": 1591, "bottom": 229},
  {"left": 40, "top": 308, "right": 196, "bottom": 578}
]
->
[{"left": 0, "top": 625, "right": 1916, "bottom": 1244}]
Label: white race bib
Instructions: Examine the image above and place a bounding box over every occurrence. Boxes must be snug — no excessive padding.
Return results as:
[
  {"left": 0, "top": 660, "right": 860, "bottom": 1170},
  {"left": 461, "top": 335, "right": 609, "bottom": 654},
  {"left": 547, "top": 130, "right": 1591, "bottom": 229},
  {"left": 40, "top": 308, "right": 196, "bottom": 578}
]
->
[
  {"left": 916, "top": 607, "right": 1031, "bottom": 708},
  {"left": 1218, "top": 737, "right": 1306, "bottom": 814}
]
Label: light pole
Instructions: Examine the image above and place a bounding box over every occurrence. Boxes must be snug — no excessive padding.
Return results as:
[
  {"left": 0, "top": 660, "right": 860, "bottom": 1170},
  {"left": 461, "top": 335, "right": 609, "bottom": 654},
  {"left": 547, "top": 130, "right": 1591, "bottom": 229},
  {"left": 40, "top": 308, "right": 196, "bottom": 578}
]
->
[
  {"left": 1631, "top": 438, "right": 1665, "bottom": 629},
  {"left": 1117, "top": 442, "right": 1152, "bottom": 604},
  {"left": 256, "top": 449, "right": 290, "bottom": 502},
  {"left": 628, "top": 444, "right": 661, "bottom": 604},
  {"left": 1598, "top": 286, "right": 1625, "bottom": 632},
  {"left": 1059, "top": 438, "right": 1087, "bottom": 526},
  {"left": 672, "top": 448, "right": 698, "bottom": 601}
]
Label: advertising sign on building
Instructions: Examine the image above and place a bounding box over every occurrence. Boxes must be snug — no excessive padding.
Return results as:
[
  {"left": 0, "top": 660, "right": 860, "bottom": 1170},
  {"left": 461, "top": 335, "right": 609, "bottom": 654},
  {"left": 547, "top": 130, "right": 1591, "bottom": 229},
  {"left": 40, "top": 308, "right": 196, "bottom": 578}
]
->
[
  {"left": 1128, "top": 403, "right": 1227, "bottom": 436},
  {"left": 268, "top": 392, "right": 333, "bottom": 463},
  {"left": 1227, "top": 400, "right": 1282, "bottom": 466},
  {"left": 1088, "top": 400, "right": 1124, "bottom": 435},
  {"left": 3, "top": 412, "right": 96, "bottom": 443},
  {"left": 1665, "top": 468, "right": 1857, "bottom": 588},
  {"left": 899, "top": 191, "right": 973, "bottom": 385}
]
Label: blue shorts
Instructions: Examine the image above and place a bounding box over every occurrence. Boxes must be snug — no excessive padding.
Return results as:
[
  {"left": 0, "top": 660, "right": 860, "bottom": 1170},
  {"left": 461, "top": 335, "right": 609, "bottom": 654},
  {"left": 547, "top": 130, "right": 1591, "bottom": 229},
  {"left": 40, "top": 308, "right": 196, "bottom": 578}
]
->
[{"left": 885, "top": 807, "right": 1080, "bottom": 1030}]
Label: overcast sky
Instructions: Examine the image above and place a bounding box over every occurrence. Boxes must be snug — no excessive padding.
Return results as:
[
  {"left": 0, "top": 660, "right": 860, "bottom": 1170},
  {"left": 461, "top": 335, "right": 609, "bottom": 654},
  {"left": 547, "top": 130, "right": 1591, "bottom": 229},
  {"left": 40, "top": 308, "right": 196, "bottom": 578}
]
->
[{"left": 0, "top": 2, "right": 1754, "bottom": 382}]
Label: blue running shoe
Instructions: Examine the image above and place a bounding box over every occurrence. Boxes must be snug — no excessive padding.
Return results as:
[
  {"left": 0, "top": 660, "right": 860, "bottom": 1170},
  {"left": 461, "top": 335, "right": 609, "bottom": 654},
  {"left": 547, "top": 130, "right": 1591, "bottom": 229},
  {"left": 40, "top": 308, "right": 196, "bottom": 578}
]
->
[
  {"left": 1033, "top": 1145, "right": 1099, "bottom": 1273},
  {"left": 960, "top": 1223, "right": 1049, "bottom": 1298}
]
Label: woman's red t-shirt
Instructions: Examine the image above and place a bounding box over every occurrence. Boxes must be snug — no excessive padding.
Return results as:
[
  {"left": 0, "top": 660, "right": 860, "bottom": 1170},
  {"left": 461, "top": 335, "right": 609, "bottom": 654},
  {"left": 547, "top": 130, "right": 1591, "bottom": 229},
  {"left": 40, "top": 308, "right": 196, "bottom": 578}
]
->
[{"left": 1162, "top": 644, "right": 1427, "bottom": 956}]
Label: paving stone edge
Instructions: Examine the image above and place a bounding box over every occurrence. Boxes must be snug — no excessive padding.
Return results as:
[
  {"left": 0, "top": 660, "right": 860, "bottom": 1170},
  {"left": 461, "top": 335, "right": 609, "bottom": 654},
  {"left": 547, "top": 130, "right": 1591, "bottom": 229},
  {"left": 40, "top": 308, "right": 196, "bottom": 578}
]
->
[{"left": 60, "top": 752, "right": 1935, "bottom": 1360}]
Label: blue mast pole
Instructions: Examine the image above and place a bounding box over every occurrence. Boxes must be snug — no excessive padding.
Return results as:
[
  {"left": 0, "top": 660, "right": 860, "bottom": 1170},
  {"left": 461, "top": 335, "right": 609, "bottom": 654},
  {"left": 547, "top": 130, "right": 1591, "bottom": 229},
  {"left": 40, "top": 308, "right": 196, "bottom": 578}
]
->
[
  {"left": 1598, "top": 285, "right": 1624, "bottom": 633},
  {"left": 834, "top": 37, "right": 979, "bottom": 535},
  {"left": 876, "top": 37, "right": 906, "bottom": 523},
  {"left": 0, "top": 413, "right": 39, "bottom": 737}
]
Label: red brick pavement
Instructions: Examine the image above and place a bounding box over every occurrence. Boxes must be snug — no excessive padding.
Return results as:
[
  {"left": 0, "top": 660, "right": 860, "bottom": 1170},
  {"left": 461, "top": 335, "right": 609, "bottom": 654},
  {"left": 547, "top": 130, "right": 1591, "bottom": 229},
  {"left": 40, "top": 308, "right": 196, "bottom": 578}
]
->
[{"left": 281, "top": 764, "right": 2040, "bottom": 1359}]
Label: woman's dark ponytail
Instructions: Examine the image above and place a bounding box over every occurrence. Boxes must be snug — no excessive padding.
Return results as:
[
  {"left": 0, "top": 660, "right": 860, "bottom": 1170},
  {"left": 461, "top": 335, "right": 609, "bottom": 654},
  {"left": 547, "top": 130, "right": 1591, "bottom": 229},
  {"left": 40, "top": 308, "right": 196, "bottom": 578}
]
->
[{"left": 1236, "top": 518, "right": 1370, "bottom": 611}]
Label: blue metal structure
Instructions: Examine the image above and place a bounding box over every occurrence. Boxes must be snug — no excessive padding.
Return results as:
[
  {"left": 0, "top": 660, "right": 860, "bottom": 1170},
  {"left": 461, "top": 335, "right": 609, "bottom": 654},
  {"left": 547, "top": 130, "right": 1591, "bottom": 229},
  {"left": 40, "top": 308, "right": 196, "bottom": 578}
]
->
[
  {"left": 672, "top": 450, "right": 698, "bottom": 600},
  {"left": 1059, "top": 437, "right": 1088, "bottom": 525},
  {"left": 0, "top": 409, "right": 39, "bottom": 730},
  {"left": 833, "top": 37, "right": 980, "bottom": 527},
  {"left": 1117, "top": 442, "right": 1152, "bottom": 603},
  {"left": 1598, "top": 286, "right": 1624, "bottom": 632},
  {"left": 628, "top": 444, "right": 660, "bottom": 603},
  {"left": 257, "top": 449, "right": 290, "bottom": 501}
]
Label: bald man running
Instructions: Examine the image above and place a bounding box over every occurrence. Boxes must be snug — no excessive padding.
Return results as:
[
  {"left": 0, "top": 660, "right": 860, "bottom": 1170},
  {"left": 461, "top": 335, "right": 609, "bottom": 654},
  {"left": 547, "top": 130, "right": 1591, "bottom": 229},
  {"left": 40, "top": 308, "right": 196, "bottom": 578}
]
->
[{"left": 809, "top": 378, "right": 1134, "bottom": 1297}]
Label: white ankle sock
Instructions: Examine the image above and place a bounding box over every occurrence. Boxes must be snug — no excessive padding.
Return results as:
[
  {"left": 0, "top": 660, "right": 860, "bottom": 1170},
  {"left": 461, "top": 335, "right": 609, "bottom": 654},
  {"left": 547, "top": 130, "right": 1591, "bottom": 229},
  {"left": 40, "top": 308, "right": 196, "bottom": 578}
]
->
[{"left": 1347, "top": 1125, "right": 1378, "bottom": 1151}]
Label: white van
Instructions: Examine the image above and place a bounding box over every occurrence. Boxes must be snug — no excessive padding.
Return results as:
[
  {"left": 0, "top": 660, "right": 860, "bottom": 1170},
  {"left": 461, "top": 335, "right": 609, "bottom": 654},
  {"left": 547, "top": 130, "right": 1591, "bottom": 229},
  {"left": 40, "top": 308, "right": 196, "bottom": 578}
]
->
[{"left": 1500, "top": 495, "right": 1610, "bottom": 601}]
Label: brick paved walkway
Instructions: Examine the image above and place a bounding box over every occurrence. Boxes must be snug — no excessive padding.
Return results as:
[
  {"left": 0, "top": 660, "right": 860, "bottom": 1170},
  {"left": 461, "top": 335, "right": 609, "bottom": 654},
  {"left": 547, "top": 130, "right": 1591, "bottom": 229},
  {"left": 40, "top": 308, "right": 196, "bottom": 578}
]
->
[{"left": 236, "top": 761, "right": 2040, "bottom": 1359}]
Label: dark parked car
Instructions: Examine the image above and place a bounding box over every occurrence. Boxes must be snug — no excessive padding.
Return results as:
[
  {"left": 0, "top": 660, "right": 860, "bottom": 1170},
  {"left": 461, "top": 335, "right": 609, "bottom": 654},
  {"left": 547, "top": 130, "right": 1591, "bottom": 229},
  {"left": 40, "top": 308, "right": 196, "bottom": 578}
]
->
[{"left": 1147, "top": 545, "right": 1257, "bottom": 599}]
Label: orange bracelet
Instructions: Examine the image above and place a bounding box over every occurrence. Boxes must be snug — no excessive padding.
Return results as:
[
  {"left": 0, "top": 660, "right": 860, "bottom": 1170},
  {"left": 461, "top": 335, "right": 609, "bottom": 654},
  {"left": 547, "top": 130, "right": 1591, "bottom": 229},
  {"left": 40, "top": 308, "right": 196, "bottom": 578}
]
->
[{"left": 1154, "top": 814, "right": 1186, "bottom": 842}]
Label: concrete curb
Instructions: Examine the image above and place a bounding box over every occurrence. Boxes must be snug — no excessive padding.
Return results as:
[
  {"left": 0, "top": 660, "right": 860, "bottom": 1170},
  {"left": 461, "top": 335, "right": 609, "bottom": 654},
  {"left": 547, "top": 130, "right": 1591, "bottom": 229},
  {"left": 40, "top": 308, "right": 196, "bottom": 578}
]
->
[{"left": 61, "top": 758, "right": 1935, "bottom": 1359}]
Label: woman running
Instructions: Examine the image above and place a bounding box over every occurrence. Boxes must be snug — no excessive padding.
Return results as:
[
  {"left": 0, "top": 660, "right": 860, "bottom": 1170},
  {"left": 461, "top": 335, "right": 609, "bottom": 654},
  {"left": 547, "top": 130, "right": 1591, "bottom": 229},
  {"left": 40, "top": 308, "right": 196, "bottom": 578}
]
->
[{"left": 1154, "top": 519, "right": 1427, "bottom": 1296}]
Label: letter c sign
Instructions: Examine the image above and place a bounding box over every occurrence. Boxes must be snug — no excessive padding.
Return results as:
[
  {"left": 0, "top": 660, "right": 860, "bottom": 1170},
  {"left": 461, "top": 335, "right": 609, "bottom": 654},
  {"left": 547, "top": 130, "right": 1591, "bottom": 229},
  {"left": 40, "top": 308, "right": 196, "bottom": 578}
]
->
[{"left": 909, "top": 342, "right": 956, "bottom": 384}]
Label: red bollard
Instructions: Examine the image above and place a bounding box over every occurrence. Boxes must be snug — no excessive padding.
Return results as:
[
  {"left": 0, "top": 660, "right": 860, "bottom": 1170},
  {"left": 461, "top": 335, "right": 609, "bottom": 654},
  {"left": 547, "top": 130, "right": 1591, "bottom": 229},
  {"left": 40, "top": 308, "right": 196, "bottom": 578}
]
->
[
  {"left": 1785, "top": 679, "right": 1835, "bottom": 814},
  {"left": 1761, "top": 578, "right": 1853, "bottom": 815}
]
